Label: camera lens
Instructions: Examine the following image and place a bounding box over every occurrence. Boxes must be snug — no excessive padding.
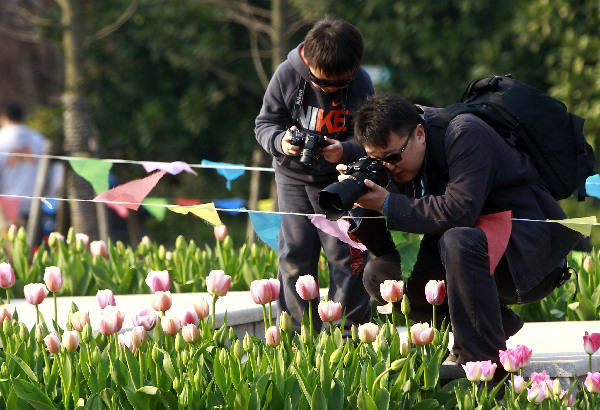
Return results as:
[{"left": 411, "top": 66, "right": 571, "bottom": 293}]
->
[{"left": 318, "top": 174, "right": 370, "bottom": 220}]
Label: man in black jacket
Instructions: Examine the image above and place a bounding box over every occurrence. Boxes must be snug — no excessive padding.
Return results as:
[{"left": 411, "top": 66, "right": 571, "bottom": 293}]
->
[{"left": 344, "top": 93, "right": 582, "bottom": 372}]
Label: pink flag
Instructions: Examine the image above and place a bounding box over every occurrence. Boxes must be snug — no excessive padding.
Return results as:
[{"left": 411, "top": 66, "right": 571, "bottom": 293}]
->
[
  {"left": 475, "top": 211, "right": 513, "bottom": 275},
  {"left": 308, "top": 215, "right": 367, "bottom": 251},
  {"left": 94, "top": 171, "right": 166, "bottom": 216},
  {"left": 141, "top": 161, "right": 197, "bottom": 176}
]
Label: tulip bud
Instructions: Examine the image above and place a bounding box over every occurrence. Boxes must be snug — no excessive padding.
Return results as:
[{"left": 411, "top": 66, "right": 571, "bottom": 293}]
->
[
  {"left": 214, "top": 224, "right": 228, "bottom": 241},
  {"left": 35, "top": 324, "right": 46, "bottom": 343},
  {"left": 279, "top": 311, "right": 292, "bottom": 333},
  {"left": 243, "top": 333, "right": 252, "bottom": 352},
  {"left": 81, "top": 323, "right": 93, "bottom": 343},
  {"left": 584, "top": 255, "right": 595, "bottom": 274},
  {"left": 182, "top": 324, "right": 200, "bottom": 344},
  {"left": 181, "top": 350, "right": 189, "bottom": 364},
  {"left": 376, "top": 335, "right": 388, "bottom": 354},
  {"left": 70, "top": 311, "right": 90, "bottom": 332},
  {"left": 172, "top": 376, "right": 180, "bottom": 391},
  {"left": 265, "top": 326, "right": 281, "bottom": 347},
  {"left": 48, "top": 232, "right": 63, "bottom": 248},
  {"left": 7, "top": 224, "right": 17, "bottom": 241},
  {"left": 193, "top": 371, "right": 202, "bottom": 391},
  {"left": 400, "top": 337, "right": 411, "bottom": 356},
  {"left": 152, "top": 346, "right": 163, "bottom": 363},
  {"left": 343, "top": 349, "right": 353, "bottom": 366},
  {"left": 0, "top": 263, "right": 15, "bottom": 289},
  {"left": 188, "top": 239, "right": 197, "bottom": 255},
  {"left": 401, "top": 295, "right": 411, "bottom": 316},
  {"left": 131, "top": 326, "right": 147, "bottom": 349},
  {"left": 91, "top": 347, "right": 100, "bottom": 366},
  {"left": 351, "top": 325, "right": 359, "bottom": 343},
  {"left": 390, "top": 358, "right": 406, "bottom": 371},
  {"left": 233, "top": 340, "right": 244, "bottom": 360},
  {"left": 358, "top": 323, "right": 380, "bottom": 343},
  {"left": 175, "top": 333, "right": 184, "bottom": 352},
  {"left": 66, "top": 227, "right": 76, "bottom": 247},
  {"left": 229, "top": 327, "right": 237, "bottom": 342},
  {"left": 62, "top": 330, "right": 80, "bottom": 352},
  {"left": 300, "top": 325, "right": 310, "bottom": 345},
  {"left": 17, "top": 226, "right": 28, "bottom": 243},
  {"left": 116, "top": 241, "right": 126, "bottom": 254},
  {"left": 330, "top": 346, "right": 344, "bottom": 366},
  {"left": 175, "top": 235, "right": 186, "bottom": 251},
  {"left": 158, "top": 245, "right": 166, "bottom": 260},
  {"left": 18, "top": 323, "right": 27, "bottom": 341},
  {"left": 42, "top": 251, "right": 52, "bottom": 266}
]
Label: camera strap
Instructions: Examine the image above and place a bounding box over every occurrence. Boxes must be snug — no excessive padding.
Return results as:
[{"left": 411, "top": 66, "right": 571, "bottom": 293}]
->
[{"left": 291, "top": 77, "right": 307, "bottom": 126}]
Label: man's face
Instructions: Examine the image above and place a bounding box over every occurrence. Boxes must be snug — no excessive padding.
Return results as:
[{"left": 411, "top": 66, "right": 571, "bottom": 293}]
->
[{"left": 365, "top": 125, "right": 426, "bottom": 183}]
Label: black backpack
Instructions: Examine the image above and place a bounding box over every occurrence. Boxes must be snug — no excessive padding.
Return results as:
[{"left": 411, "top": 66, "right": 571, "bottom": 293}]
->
[{"left": 426, "top": 75, "right": 596, "bottom": 200}]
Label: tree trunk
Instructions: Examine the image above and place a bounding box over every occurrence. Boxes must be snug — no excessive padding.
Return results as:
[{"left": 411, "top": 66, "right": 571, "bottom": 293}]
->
[{"left": 60, "top": 0, "right": 99, "bottom": 239}]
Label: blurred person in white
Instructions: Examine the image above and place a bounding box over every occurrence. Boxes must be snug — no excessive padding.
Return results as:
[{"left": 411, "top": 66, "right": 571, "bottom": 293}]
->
[{"left": 0, "top": 103, "right": 48, "bottom": 226}]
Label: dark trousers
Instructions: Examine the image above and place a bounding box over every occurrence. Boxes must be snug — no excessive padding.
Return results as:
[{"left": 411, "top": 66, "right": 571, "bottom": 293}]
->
[
  {"left": 275, "top": 175, "right": 371, "bottom": 333},
  {"left": 362, "top": 227, "right": 562, "bottom": 365}
]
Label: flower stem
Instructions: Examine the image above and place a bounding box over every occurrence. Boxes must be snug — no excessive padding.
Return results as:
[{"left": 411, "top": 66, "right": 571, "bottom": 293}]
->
[
  {"left": 329, "top": 322, "right": 334, "bottom": 336},
  {"left": 211, "top": 295, "right": 217, "bottom": 333},
  {"left": 139, "top": 350, "right": 144, "bottom": 387},
  {"left": 35, "top": 305, "right": 40, "bottom": 327},
  {"left": 268, "top": 302, "right": 273, "bottom": 328},
  {"left": 308, "top": 299, "right": 314, "bottom": 338},
  {"left": 405, "top": 313, "right": 411, "bottom": 345},
  {"left": 53, "top": 292, "right": 58, "bottom": 327},
  {"left": 5, "top": 288, "right": 9, "bottom": 304},
  {"left": 391, "top": 302, "right": 395, "bottom": 329},
  {"left": 432, "top": 305, "right": 436, "bottom": 330},
  {"left": 262, "top": 304, "right": 268, "bottom": 336}
]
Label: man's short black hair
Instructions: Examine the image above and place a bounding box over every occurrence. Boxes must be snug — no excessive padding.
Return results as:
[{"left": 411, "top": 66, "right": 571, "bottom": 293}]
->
[
  {"left": 303, "top": 17, "right": 364, "bottom": 78},
  {"left": 353, "top": 93, "right": 424, "bottom": 149},
  {"left": 3, "top": 103, "right": 24, "bottom": 122}
]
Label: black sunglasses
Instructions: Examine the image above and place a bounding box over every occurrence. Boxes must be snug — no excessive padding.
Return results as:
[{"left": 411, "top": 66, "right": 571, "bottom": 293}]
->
[
  {"left": 380, "top": 128, "right": 415, "bottom": 164},
  {"left": 308, "top": 69, "right": 355, "bottom": 88}
]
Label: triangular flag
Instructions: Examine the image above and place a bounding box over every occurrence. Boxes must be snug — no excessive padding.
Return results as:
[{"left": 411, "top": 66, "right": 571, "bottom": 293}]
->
[
  {"left": 69, "top": 158, "right": 113, "bottom": 194},
  {"left": 94, "top": 171, "right": 166, "bottom": 211},
  {"left": 475, "top": 211, "right": 513, "bottom": 275},
  {"left": 249, "top": 210, "right": 282, "bottom": 251},
  {"left": 307, "top": 215, "right": 367, "bottom": 251},
  {"left": 142, "top": 197, "right": 169, "bottom": 221},
  {"left": 549, "top": 216, "right": 597, "bottom": 237},
  {"left": 585, "top": 174, "right": 600, "bottom": 199},
  {"left": 0, "top": 197, "right": 20, "bottom": 225},
  {"left": 168, "top": 203, "right": 222, "bottom": 226},
  {"left": 214, "top": 198, "right": 245, "bottom": 215},
  {"left": 201, "top": 160, "right": 245, "bottom": 190},
  {"left": 141, "top": 161, "right": 197, "bottom": 176},
  {"left": 175, "top": 198, "right": 203, "bottom": 207},
  {"left": 107, "top": 202, "right": 129, "bottom": 219},
  {"left": 258, "top": 198, "right": 274, "bottom": 212}
]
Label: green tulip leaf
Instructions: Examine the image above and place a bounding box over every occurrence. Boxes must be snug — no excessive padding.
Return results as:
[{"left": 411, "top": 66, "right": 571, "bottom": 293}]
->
[
  {"left": 124, "top": 346, "right": 142, "bottom": 389},
  {"left": 357, "top": 388, "right": 378, "bottom": 410},
  {"left": 8, "top": 353, "right": 38, "bottom": 383},
  {"left": 411, "top": 398, "right": 441, "bottom": 410},
  {"left": 11, "top": 378, "right": 59, "bottom": 409},
  {"left": 328, "top": 378, "right": 345, "bottom": 410},
  {"left": 123, "top": 385, "right": 159, "bottom": 410},
  {"left": 213, "top": 351, "right": 228, "bottom": 399},
  {"left": 310, "top": 386, "right": 327, "bottom": 410},
  {"left": 375, "top": 387, "right": 390, "bottom": 409}
]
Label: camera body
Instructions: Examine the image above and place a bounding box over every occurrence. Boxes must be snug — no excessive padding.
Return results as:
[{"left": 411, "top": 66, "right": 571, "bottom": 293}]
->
[
  {"left": 318, "top": 157, "right": 392, "bottom": 220},
  {"left": 289, "top": 129, "right": 327, "bottom": 167}
]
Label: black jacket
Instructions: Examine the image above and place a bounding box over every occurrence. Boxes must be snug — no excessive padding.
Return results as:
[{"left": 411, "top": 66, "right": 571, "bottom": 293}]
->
[{"left": 386, "top": 107, "right": 582, "bottom": 293}]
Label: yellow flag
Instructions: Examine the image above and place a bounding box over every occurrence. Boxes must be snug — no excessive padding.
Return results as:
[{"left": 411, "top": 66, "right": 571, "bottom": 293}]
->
[
  {"left": 549, "top": 216, "right": 597, "bottom": 236},
  {"left": 258, "top": 198, "right": 274, "bottom": 212},
  {"left": 169, "top": 202, "right": 222, "bottom": 226}
]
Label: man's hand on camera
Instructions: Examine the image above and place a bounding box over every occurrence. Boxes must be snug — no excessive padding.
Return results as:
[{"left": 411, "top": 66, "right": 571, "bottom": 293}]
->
[
  {"left": 337, "top": 169, "right": 388, "bottom": 212},
  {"left": 321, "top": 136, "right": 343, "bottom": 163},
  {"left": 281, "top": 127, "right": 301, "bottom": 156}
]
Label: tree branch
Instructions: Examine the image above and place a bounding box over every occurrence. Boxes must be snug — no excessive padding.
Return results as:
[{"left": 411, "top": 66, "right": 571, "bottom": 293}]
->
[
  {"left": 0, "top": 25, "right": 41, "bottom": 43},
  {"left": 249, "top": 29, "right": 269, "bottom": 90},
  {"left": 85, "top": 0, "right": 141, "bottom": 45},
  {"left": 5, "top": 3, "right": 54, "bottom": 27},
  {"left": 203, "top": 61, "right": 264, "bottom": 98}
]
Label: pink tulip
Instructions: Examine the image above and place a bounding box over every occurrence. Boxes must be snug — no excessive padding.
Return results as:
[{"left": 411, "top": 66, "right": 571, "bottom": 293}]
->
[
  {"left": 43, "top": 266, "right": 63, "bottom": 293},
  {"left": 527, "top": 383, "right": 548, "bottom": 403},
  {"left": 118, "top": 331, "right": 136, "bottom": 353},
  {"left": 0, "top": 262, "right": 15, "bottom": 288},
  {"left": 424, "top": 280, "right": 446, "bottom": 305},
  {"left": 530, "top": 370, "right": 550, "bottom": 384},
  {"left": 265, "top": 326, "right": 281, "bottom": 347},
  {"left": 268, "top": 278, "right": 281, "bottom": 301},
  {"left": 131, "top": 326, "right": 147, "bottom": 349},
  {"left": 511, "top": 375, "right": 527, "bottom": 394},
  {"left": 583, "top": 331, "right": 600, "bottom": 354},
  {"left": 461, "top": 361, "right": 482, "bottom": 382},
  {"left": 97, "top": 306, "right": 124, "bottom": 335},
  {"left": 586, "top": 372, "right": 600, "bottom": 393},
  {"left": 479, "top": 360, "right": 497, "bottom": 382},
  {"left": 318, "top": 300, "right": 342, "bottom": 323},
  {"left": 145, "top": 270, "right": 171, "bottom": 293},
  {"left": 150, "top": 291, "right": 173, "bottom": 312},
  {"left": 75, "top": 233, "right": 89, "bottom": 248},
  {"left": 48, "top": 232, "right": 64, "bottom": 248},
  {"left": 214, "top": 224, "right": 228, "bottom": 241},
  {"left": 62, "top": 330, "right": 80, "bottom": 352},
  {"left": 90, "top": 240, "right": 109, "bottom": 259},
  {"left": 499, "top": 348, "right": 520, "bottom": 373},
  {"left": 206, "top": 269, "right": 232, "bottom": 297},
  {"left": 44, "top": 332, "right": 61, "bottom": 354},
  {"left": 96, "top": 289, "right": 116, "bottom": 309},
  {"left": 182, "top": 323, "right": 201, "bottom": 344},
  {"left": 189, "top": 300, "right": 210, "bottom": 320},
  {"left": 0, "top": 305, "right": 12, "bottom": 324},
  {"left": 295, "top": 275, "right": 319, "bottom": 301},
  {"left": 358, "top": 322, "right": 380, "bottom": 343},
  {"left": 380, "top": 280, "right": 404, "bottom": 303},
  {"left": 178, "top": 307, "right": 199, "bottom": 327},
  {"left": 161, "top": 314, "right": 181, "bottom": 336},
  {"left": 410, "top": 322, "right": 435, "bottom": 346},
  {"left": 132, "top": 308, "right": 157, "bottom": 331},
  {"left": 24, "top": 283, "right": 49, "bottom": 305},
  {"left": 516, "top": 344, "right": 533, "bottom": 369},
  {"left": 141, "top": 235, "right": 152, "bottom": 248},
  {"left": 250, "top": 279, "right": 274, "bottom": 305},
  {"left": 70, "top": 311, "right": 90, "bottom": 332}
]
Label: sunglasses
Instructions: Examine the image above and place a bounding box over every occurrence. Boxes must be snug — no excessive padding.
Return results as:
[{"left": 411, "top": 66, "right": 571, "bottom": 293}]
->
[
  {"left": 379, "top": 128, "right": 415, "bottom": 164},
  {"left": 308, "top": 69, "right": 355, "bottom": 88}
]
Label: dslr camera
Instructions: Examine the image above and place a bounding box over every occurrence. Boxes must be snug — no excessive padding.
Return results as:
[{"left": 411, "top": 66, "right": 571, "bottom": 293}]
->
[
  {"left": 289, "top": 129, "right": 327, "bottom": 167},
  {"left": 318, "top": 157, "right": 392, "bottom": 221}
]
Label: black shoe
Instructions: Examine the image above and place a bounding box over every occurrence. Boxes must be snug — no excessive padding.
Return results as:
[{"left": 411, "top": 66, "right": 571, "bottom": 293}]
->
[{"left": 501, "top": 306, "right": 524, "bottom": 339}]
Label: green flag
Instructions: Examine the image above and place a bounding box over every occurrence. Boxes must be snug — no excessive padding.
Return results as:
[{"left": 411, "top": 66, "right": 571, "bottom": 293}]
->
[
  {"left": 69, "top": 158, "right": 113, "bottom": 194},
  {"left": 142, "top": 197, "right": 169, "bottom": 221}
]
